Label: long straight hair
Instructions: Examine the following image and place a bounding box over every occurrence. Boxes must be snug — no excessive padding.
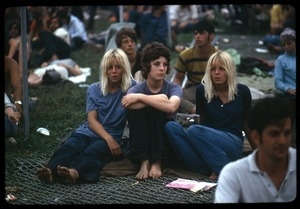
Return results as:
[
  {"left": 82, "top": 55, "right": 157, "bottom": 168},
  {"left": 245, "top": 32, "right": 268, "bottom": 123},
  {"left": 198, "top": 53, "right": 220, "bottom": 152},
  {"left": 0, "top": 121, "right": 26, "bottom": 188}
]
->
[
  {"left": 201, "top": 51, "right": 238, "bottom": 103},
  {"left": 100, "top": 48, "right": 132, "bottom": 95}
]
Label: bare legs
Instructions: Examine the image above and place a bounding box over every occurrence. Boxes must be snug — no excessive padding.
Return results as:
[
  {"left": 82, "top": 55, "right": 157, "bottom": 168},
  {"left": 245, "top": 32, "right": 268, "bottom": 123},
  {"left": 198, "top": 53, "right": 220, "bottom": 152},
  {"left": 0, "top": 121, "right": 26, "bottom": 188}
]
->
[
  {"left": 36, "top": 165, "right": 79, "bottom": 184},
  {"left": 135, "top": 159, "right": 162, "bottom": 180}
]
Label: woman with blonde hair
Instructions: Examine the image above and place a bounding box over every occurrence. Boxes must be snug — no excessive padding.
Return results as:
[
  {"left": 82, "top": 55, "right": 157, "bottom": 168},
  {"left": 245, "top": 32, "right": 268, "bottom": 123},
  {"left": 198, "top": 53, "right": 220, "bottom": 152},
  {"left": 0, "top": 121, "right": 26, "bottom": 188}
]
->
[
  {"left": 36, "top": 49, "right": 137, "bottom": 184},
  {"left": 165, "top": 50, "right": 252, "bottom": 180}
]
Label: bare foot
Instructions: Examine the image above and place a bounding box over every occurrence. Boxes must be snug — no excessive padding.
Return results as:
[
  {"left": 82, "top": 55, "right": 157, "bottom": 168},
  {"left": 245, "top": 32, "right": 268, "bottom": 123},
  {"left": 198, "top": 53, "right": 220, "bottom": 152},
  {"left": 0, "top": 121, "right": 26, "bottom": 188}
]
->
[
  {"left": 209, "top": 172, "right": 218, "bottom": 181},
  {"left": 149, "top": 160, "right": 162, "bottom": 179},
  {"left": 37, "top": 167, "right": 53, "bottom": 183},
  {"left": 135, "top": 160, "right": 150, "bottom": 180},
  {"left": 57, "top": 165, "right": 79, "bottom": 184}
]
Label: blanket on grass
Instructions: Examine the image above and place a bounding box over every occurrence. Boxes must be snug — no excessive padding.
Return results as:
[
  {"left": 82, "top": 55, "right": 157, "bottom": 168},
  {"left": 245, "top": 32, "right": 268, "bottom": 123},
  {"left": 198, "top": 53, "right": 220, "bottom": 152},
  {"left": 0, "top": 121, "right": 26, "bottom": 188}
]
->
[
  {"left": 100, "top": 158, "right": 207, "bottom": 179},
  {"left": 100, "top": 138, "right": 253, "bottom": 179}
]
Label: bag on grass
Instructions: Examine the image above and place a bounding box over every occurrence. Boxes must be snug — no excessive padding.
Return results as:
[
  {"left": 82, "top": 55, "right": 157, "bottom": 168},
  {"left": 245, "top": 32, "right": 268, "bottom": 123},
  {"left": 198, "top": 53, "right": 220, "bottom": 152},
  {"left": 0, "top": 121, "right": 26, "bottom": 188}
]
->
[
  {"left": 238, "top": 57, "right": 274, "bottom": 75},
  {"left": 176, "top": 113, "right": 200, "bottom": 127},
  {"left": 42, "top": 69, "right": 61, "bottom": 85}
]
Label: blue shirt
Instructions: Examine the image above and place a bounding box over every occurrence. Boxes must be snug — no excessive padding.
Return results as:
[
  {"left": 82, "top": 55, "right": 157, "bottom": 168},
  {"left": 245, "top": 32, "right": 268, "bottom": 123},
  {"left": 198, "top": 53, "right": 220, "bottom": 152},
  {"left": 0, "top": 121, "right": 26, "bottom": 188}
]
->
[
  {"left": 127, "top": 80, "right": 183, "bottom": 119},
  {"left": 196, "top": 83, "right": 252, "bottom": 140},
  {"left": 75, "top": 79, "right": 136, "bottom": 142},
  {"left": 274, "top": 52, "right": 296, "bottom": 92},
  {"left": 63, "top": 15, "right": 88, "bottom": 41}
]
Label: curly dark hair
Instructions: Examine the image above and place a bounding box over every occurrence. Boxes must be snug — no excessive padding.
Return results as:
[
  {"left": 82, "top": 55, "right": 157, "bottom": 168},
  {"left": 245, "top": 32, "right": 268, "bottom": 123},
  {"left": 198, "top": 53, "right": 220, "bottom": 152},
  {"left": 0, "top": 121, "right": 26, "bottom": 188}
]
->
[
  {"left": 140, "top": 41, "right": 171, "bottom": 79},
  {"left": 115, "top": 27, "right": 137, "bottom": 48}
]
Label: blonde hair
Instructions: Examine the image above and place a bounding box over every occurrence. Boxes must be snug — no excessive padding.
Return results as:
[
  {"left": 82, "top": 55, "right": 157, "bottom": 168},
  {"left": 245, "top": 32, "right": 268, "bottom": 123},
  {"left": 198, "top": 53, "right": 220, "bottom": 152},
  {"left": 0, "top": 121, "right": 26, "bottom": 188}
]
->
[
  {"left": 100, "top": 48, "right": 132, "bottom": 95},
  {"left": 201, "top": 51, "right": 237, "bottom": 103}
]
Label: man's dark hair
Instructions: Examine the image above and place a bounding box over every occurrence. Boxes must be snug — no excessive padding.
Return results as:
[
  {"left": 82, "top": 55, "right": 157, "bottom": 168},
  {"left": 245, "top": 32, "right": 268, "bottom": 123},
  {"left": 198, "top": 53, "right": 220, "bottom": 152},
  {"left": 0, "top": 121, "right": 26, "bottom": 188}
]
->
[
  {"left": 247, "top": 97, "right": 294, "bottom": 135},
  {"left": 194, "top": 19, "right": 215, "bottom": 34},
  {"left": 115, "top": 27, "right": 137, "bottom": 48},
  {"left": 56, "top": 8, "right": 69, "bottom": 21},
  {"left": 141, "top": 41, "right": 171, "bottom": 79}
]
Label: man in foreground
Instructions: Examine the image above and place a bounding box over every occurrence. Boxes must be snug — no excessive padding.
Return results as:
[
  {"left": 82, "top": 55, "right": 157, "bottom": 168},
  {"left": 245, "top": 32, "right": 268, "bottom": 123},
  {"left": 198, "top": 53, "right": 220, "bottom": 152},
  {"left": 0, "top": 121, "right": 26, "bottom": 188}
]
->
[{"left": 214, "top": 97, "right": 296, "bottom": 203}]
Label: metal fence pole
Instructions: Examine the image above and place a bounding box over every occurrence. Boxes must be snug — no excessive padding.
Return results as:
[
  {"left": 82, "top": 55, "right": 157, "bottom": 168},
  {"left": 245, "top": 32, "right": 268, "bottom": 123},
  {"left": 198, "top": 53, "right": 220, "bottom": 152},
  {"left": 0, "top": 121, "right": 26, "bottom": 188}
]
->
[{"left": 20, "top": 6, "right": 30, "bottom": 138}]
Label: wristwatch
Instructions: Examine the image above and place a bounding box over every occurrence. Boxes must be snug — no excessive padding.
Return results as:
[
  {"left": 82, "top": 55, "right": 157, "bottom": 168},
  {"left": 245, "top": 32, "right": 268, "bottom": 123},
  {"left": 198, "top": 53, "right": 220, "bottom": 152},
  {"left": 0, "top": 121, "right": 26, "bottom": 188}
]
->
[{"left": 14, "top": 100, "right": 22, "bottom": 105}]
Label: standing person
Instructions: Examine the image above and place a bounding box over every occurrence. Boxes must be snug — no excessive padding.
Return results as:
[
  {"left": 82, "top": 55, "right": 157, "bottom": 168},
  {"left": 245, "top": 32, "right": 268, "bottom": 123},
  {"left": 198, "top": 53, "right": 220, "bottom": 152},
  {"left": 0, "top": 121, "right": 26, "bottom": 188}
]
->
[
  {"left": 56, "top": 6, "right": 88, "bottom": 51},
  {"left": 115, "top": 27, "right": 143, "bottom": 82},
  {"left": 214, "top": 97, "right": 296, "bottom": 203},
  {"left": 165, "top": 51, "right": 252, "bottom": 180},
  {"left": 36, "top": 49, "right": 137, "bottom": 184},
  {"left": 273, "top": 27, "right": 296, "bottom": 102},
  {"left": 172, "top": 19, "right": 218, "bottom": 114},
  {"left": 122, "top": 42, "right": 182, "bottom": 180}
]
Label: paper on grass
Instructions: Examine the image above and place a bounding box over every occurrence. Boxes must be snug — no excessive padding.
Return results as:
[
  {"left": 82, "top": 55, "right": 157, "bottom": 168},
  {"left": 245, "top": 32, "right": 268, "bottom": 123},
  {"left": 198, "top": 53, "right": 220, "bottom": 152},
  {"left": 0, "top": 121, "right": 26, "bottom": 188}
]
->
[
  {"left": 166, "top": 178, "right": 217, "bottom": 193},
  {"left": 190, "top": 182, "right": 217, "bottom": 192}
]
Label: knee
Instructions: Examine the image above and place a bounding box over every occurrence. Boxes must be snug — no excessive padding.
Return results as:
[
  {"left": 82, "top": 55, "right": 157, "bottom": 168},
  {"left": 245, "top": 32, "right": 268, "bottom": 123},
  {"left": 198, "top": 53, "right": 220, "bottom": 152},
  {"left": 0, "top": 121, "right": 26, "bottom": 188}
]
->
[
  {"left": 187, "top": 125, "right": 205, "bottom": 140},
  {"left": 164, "top": 121, "right": 180, "bottom": 133}
]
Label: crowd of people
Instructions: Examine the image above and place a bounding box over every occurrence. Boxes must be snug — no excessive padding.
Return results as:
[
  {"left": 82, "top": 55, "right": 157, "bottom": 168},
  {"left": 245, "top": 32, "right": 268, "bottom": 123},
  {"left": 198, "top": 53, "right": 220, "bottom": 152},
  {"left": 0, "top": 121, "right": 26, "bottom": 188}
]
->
[{"left": 5, "top": 5, "right": 296, "bottom": 203}]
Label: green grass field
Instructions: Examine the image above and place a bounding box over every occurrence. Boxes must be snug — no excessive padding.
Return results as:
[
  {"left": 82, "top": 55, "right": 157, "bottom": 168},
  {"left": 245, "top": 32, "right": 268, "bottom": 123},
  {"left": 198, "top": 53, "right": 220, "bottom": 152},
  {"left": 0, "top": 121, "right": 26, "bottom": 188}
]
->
[
  {"left": 5, "top": 7, "right": 264, "bottom": 162},
  {"left": 5, "top": 10, "right": 195, "bottom": 158}
]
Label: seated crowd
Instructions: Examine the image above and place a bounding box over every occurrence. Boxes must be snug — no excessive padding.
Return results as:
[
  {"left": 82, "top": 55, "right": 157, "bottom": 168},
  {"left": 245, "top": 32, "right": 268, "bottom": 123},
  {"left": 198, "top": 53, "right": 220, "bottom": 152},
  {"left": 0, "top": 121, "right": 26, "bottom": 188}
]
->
[{"left": 5, "top": 6, "right": 296, "bottom": 203}]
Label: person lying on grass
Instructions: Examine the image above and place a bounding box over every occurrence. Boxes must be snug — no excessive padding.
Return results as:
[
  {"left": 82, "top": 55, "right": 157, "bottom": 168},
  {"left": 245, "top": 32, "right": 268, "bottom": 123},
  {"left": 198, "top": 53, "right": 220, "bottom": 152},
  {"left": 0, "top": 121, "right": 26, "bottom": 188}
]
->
[
  {"left": 28, "top": 58, "right": 82, "bottom": 86},
  {"left": 36, "top": 48, "right": 137, "bottom": 184}
]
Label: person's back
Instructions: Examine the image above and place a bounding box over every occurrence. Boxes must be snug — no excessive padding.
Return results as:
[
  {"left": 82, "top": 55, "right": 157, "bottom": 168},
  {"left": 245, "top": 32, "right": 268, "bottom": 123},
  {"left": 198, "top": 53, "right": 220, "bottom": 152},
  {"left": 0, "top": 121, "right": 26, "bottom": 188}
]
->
[
  {"left": 214, "top": 97, "right": 296, "bottom": 203},
  {"left": 172, "top": 19, "right": 218, "bottom": 114}
]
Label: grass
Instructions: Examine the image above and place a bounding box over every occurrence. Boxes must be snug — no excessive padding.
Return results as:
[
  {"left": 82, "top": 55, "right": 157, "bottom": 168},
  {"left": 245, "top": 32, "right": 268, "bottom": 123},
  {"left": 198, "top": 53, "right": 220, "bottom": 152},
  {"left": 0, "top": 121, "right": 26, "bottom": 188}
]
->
[
  {"left": 5, "top": 7, "right": 253, "bottom": 162},
  {"left": 6, "top": 10, "right": 191, "bottom": 159}
]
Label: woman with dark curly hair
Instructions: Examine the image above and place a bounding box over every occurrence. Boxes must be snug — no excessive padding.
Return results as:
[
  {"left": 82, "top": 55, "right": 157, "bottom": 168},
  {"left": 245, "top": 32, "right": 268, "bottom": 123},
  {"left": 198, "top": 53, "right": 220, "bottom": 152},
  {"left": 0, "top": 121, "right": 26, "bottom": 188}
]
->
[{"left": 122, "top": 42, "right": 182, "bottom": 180}]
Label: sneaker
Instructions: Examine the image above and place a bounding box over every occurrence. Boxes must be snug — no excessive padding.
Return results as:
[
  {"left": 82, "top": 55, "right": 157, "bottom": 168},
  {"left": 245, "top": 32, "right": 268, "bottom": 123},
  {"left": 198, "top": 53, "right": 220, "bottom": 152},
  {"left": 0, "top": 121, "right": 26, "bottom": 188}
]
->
[{"left": 6, "top": 137, "right": 17, "bottom": 146}]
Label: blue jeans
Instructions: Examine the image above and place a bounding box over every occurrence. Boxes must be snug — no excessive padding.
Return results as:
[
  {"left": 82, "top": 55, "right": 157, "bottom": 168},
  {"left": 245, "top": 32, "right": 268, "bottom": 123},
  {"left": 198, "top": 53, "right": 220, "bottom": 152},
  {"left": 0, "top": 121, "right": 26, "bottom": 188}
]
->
[
  {"left": 5, "top": 115, "right": 18, "bottom": 139},
  {"left": 46, "top": 133, "right": 113, "bottom": 182},
  {"left": 164, "top": 121, "right": 243, "bottom": 176}
]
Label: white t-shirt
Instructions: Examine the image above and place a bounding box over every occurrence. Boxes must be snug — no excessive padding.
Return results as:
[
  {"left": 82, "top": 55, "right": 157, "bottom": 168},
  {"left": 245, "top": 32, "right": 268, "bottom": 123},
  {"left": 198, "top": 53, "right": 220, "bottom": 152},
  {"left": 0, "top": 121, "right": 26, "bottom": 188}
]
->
[
  {"left": 54, "top": 27, "right": 71, "bottom": 46},
  {"left": 169, "top": 5, "right": 198, "bottom": 25}
]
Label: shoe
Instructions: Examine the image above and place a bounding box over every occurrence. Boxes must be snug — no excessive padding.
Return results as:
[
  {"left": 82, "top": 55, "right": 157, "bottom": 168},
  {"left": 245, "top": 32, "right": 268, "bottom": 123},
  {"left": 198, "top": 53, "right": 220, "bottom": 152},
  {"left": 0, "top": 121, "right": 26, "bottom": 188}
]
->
[{"left": 6, "top": 137, "right": 17, "bottom": 146}]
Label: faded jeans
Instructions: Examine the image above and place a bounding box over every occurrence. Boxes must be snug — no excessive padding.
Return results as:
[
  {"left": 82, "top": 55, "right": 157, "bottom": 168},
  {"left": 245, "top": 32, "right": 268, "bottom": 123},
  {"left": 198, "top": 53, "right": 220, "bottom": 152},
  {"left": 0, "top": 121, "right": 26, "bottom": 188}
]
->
[{"left": 164, "top": 121, "right": 243, "bottom": 176}]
